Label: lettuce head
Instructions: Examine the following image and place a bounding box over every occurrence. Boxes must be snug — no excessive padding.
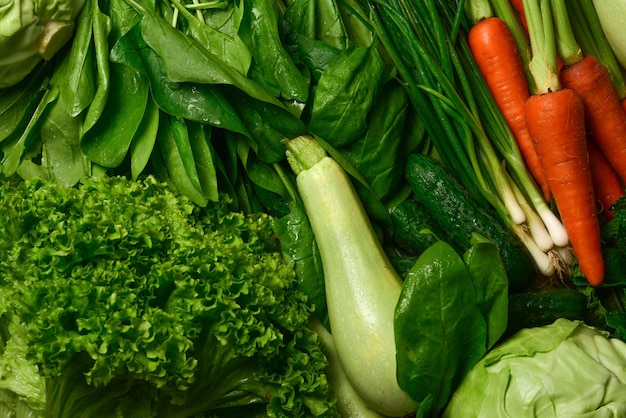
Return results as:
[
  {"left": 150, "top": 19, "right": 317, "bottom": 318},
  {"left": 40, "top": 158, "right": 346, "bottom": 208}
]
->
[
  {"left": 0, "top": 0, "right": 85, "bottom": 87},
  {"left": 443, "top": 318, "right": 626, "bottom": 417}
]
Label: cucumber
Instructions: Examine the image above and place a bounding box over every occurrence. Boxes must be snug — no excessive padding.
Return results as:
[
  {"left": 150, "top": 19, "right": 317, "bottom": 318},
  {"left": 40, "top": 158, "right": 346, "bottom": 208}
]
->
[
  {"left": 506, "top": 288, "right": 588, "bottom": 336},
  {"left": 404, "top": 153, "right": 536, "bottom": 292},
  {"left": 388, "top": 198, "right": 459, "bottom": 256}
]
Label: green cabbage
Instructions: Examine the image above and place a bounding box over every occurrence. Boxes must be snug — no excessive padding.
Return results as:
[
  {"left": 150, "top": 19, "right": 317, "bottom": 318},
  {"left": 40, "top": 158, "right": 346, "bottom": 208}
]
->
[
  {"left": 0, "top": 0, "right": 86, "bottom": 87},
  {"left": 443, "top": 318, "right": 626, "bottom": 417}
]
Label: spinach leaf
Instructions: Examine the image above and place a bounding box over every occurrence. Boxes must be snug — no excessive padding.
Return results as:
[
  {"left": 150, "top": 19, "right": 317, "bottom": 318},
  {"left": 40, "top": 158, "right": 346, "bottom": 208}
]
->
[
  {"left": 273, "top": 201, "right": 327, "bottom": 321},
  {"left": 282, "top": 0, "right": 350, "bottom": 50},
  {"left": 130, "top": 96, "right": 159, "bottom": 180},
  {"left": 132, "top": 1, "right": 282, "bottom": 107},
  {"left": 1, "top": 86, "right": 59, "bottom": 177},
  {"left": 80, "top": 62, "right": 149, "bottom": 168},
  {"left": 395, "top": 241, "right": 487, "bottom": 417},
  {"left": 155, "top": 113, "right": 208, "bottom": 206},
  {"left": 240, "top": 0, "right": 309, "bottom": 102},
  {"left": 41, "top": 96, "right": 89, "bottom": 187},
  {"left": 82, "top": 0, "right": 112, "bottom": 134},
  {"left": 0, "top": 65, "right": 48, "bottom": 144},
  {"left": 228, "top": 88, "right": 307, "bottom": 164},
  {"left": 169, "top": 0, "right": 251, "bottom": 76},
  {"left": 188, "top": 122, "right": 219, "bottom": 203},
  {"left": 309, "top": 45, "right": 387, "bottom": 146},
  {"left": 110, "top": 24, "right": 249, "bottom": 136},
  {"left": 464, "top": 240, "right": 509, "bottom": 349},
  {"left": 341, "top": 80, "right": 413, "bottom": 201},
  {"left": 170, "top": 116, "right": 203, "bottom": 193},
  {"left": 59, "top": 1, "right": 96, "bottom": 117}
]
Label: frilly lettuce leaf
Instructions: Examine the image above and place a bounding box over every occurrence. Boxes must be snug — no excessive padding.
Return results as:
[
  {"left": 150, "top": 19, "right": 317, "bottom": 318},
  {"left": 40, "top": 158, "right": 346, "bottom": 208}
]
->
[{"left": 0, "top": 175, "right": 337, "bottom": 417}]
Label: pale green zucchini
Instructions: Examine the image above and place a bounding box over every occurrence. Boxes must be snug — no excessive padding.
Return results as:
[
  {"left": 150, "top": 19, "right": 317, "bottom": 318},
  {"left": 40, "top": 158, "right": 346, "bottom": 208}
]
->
[{"left": 285, "top": 135, "right": 417, "bottom": 417}]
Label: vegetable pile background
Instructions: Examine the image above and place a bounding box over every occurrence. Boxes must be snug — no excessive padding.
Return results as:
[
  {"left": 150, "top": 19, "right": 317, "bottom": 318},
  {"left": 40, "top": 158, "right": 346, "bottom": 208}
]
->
[{"left": 1, "top": 0, "right": 626, "bottom": 416}]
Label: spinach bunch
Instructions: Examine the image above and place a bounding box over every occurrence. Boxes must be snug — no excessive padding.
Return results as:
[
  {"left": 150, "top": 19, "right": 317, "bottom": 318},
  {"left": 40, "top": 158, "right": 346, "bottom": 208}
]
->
[{"left": 0, "top": 0, "right": 424, "bottom": 322}]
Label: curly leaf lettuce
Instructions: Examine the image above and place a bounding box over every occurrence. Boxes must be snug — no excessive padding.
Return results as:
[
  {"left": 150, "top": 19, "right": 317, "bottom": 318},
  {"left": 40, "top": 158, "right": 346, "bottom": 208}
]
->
[{"left": 0, "top": 175, "right": 337, "bottom": 417}]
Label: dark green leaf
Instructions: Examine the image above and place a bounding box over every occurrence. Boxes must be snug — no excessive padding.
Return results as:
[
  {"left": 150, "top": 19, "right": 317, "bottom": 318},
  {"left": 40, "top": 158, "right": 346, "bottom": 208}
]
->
[
  {"left": 59, "top": 2, "right": 96, "bottom": 117},
  {"left": 156, "top": 114, "right": 208, "bottom": 206},
  {"left": 309, "top": 45, "right": 387, "bottom": 146},
  {"left": 135, "top": 4, "right": 282, "bottom": 107},
  {"left": 341, "top": 80, "right": 411, "bottom": 200},
  {"left": 188, "top": 122, "right": 219, "bottom": 202},
  {"left": 82, "top": 0, "right": 112, "bottom": 133},
  {"left": 230, "top": 88, "right": 307, "bottom": 164},
  {"left": 272, "top": 201, "right": 326, "bottom": 320},
  {"left": 395, "top": 241, "right": 487, "bottom": 416},
  {"left": 110, "top": 25, "right": 250, "bottom": 136},
  {"left": 170, "top": 0, "right": 251, "bottom": 75},
  {"left": 1, "top": 87, "right": 59, "bottom": 176},
  {"left": 0, "top": 66, "right": 48, "bottom": 144},
  {"left": 241, "top": 0, "right": 309, "bottom": 102},
  {"left": 81, "top": 63, "right": 149, "bottom": 168},
  {"left": 463, "top": 242, "right": 509, "bottom": 349},
  {"left": 130, "top": 96, "right": 160, "bottom": 180},
  {"left": 40, "top": 97, "right": 89, "bottom": 187},
  {"left": 170, "top": 116, "right": 203, "bottom": 193}
]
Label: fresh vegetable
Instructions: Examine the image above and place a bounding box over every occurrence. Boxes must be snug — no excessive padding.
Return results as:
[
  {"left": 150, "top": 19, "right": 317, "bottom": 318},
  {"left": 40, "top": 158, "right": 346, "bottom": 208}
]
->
[
  {"left": 0, "top": 175, "right": 337, "bottom": 417},
  {"left": 506, "top": 288, "right": 588, "bottom": 335},
  {"left": 592, "top": 0, "right": 626, "bottom": 69},
  {"left": 394, "top": 240, "right": 508, "bottom": 417},
  {"left": 362, "top": 0, "right": 569, "bottom": 277},
  {"left": 405, "top": 153, "right": 536, "bottom": 290},
  {"left": 587, "top": 138, "right": 625, "bottom": 221},
  {"left": 522, "top": 0, "right": 604, "bottom": 285},
  {"left": 388, "top": 197, "right": 454, "bottom": 257},
  {"left": 467, "top": 12, "right": 550, "bottom": 201},
  {"left": 309, "top": 319, "right": 386, "bottom": 418},
  {"left": 560, "top": 54, "right": 626, "bottom": 184},
  {"left": 443, "top": 318, "right": 626, "bottom": 417},
  {"left": 285, "top": 135, "right": 417, "bottom": 417},
  {"left": 0, "top": 0, "right": 86, "bottom": 88}
]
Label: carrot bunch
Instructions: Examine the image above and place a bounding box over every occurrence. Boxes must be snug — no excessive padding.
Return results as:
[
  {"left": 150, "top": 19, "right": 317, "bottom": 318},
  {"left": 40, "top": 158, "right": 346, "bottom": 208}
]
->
[{"left": 467, "top": 0, "right": 626, "bottom": 285}]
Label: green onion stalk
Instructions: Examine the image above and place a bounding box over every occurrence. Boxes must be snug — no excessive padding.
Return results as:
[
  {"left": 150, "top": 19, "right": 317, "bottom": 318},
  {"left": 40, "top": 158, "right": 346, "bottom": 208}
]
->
[{"left": 359, "top": 0, "right": 569, "bottom": 275}]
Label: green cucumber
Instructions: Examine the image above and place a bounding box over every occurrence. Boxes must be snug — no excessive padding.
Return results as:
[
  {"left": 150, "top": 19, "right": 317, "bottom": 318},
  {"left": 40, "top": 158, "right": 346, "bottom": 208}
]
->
[
  {"left": 389, "top": 198, "right": 458, "bottom": 257},
  {"left": 404, "top": 153, "right": 536, "bottom": 292},
  {"left": 507, "top": 288, "right": 588, "bottom": 335}
]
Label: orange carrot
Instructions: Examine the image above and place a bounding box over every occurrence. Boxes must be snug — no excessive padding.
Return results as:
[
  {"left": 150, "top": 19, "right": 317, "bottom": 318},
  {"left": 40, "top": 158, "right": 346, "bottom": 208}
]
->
[
  {"left": 468, "top": 16, "right": 551, "bottom": 201},
  {"left": 524, "top": 88, "right": 604, "bottom": 285},
  {"left": 560, "top": 54, "right": 626, "bottom": 184},
  {"left": 587, "top": 138, "right": 625, "bottom": 221}
]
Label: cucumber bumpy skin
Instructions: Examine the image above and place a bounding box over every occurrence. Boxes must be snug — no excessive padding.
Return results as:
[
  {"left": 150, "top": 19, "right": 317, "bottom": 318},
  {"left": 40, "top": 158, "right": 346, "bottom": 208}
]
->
[{"left": 286, "top": 136, "right": 417, "bottom": 417}]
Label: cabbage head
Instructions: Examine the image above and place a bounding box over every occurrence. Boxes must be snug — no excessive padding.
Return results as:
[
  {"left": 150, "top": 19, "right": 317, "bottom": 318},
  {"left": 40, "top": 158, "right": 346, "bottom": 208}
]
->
[
  {"left": 0, "top": 0, "right": 85, "bottom": 87},
  {"left": 443, "top": 318, "right": 626, "bottom": 417}
]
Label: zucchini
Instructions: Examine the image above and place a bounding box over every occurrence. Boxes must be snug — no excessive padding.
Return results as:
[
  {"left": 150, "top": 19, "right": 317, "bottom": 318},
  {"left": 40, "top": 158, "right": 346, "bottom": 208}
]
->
[
  {"left": 389, "top": 198, "right": 458, "bottom": 256},
  {"left": 285, "top": 135, "right": 417, "bottom": 417},
  {"left": 405, "top": 153, "right": 536, "bottom": 292},
  {"left": 506, "top": 288, "right": 588, "bottom": 336}
]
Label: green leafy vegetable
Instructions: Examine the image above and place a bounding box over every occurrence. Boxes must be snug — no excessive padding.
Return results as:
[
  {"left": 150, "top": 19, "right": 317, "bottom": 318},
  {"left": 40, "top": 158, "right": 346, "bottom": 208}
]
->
[
  {"left": 0, "top": 175, "right": 337, "bottom": 417},
  {"left": 0, "top": 0, "right": 86, "bottom": 87},
  {"left": 394, "top": 240, "right": 508, "bottom": 417},
  {"left": 443, "top": 319, "right": 626, "bottom": 417}
]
